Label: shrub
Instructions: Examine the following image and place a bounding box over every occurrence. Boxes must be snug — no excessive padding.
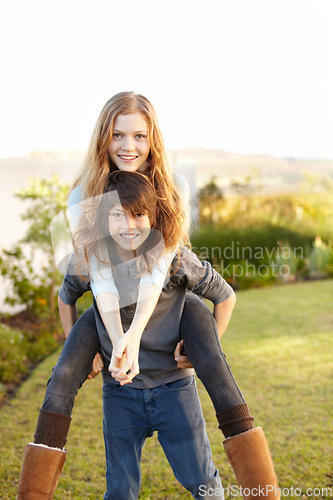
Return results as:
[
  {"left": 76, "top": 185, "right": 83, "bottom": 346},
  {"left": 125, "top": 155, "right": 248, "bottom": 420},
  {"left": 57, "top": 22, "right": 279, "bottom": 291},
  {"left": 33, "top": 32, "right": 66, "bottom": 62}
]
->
[
  {"left": 0, "top": 320, "right": 60, "bottom": 403},
  {"left": 0, "top": 325, "right": 29, "bottom": 385},
  {"left": 191, "top": 226, "right": 333, "bottom": 289},
  {"left": 0, "top": 175, "right": 69, "bottom": 329},
  {"left": 306, "top": 237, "right": 333, "bottom": 279},
  {"left": 191, "top": 223, "right": 313, "bottom": 268}
]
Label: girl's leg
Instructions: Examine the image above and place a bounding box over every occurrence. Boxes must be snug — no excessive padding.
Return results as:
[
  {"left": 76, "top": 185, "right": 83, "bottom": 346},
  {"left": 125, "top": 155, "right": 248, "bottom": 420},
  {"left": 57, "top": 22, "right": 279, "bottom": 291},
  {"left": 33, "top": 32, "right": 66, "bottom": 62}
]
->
[
  {"left": 180, "top": 292, "right": 254, "bottom": 436},
  {"left": 42, "top": 306, "right": 99, "bottom": 416},
  {"left": 34, "top": 306, "right": 100, "bottom": 448},
  {"left": 17, "top": 306, "right": 100, "bottom": 499}
]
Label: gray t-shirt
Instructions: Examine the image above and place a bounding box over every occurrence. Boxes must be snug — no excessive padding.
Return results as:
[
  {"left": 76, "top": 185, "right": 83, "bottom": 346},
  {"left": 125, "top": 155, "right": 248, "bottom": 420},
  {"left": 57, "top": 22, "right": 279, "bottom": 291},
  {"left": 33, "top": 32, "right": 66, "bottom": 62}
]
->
[{"left": 59, "top": 246, "right": 233, "bottom": 389}]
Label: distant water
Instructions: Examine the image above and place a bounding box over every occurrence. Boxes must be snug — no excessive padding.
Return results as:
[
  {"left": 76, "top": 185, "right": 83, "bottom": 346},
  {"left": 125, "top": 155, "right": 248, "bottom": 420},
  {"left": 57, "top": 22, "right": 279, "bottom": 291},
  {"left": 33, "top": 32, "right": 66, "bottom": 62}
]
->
[
  {"left": 0, "top": 158, "right": 81, "bottom": 248},
  {"left": 0, "top": 158, "right": 81, "bottom": 312}
]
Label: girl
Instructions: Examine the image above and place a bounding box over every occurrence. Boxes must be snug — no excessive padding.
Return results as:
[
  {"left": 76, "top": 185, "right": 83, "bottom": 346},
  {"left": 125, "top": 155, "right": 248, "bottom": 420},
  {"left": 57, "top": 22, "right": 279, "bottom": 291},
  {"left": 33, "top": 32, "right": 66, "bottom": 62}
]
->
[{"left": 17, "top": 92, "right": 279, "bottom": 500}]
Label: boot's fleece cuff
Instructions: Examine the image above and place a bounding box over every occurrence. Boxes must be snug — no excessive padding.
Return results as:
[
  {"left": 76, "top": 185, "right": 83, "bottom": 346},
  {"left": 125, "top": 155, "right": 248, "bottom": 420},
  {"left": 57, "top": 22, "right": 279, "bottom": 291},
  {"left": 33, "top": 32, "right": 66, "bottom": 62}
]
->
[
  {"left": 34, "top": 409, "right": 72, "bottom": 449},
  {"left": 216, "top": 403, "right": 255, "bottom": 438}
]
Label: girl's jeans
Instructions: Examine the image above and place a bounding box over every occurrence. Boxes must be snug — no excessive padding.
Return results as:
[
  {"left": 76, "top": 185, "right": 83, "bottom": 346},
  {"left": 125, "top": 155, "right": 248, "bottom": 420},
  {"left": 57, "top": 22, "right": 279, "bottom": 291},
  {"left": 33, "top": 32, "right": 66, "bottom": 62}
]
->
[
  {"left": 42, "top": 292, "right": 245, "bottom": 416},
  {"left": 42, "top": 306, "right": 99, "bottom": 416},
  {"left": 102, "top": 376, "right": 224, "bottom": 500},
  {"left": 180, "top": 293, "right": 245, "bottom": 413}
]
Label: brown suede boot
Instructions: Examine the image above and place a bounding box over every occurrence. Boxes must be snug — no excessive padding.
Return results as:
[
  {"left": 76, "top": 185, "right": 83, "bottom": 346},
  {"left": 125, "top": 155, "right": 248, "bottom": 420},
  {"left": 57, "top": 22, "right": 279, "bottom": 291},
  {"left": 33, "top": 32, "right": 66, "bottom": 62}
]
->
[
  {"left": 17, "top": 443, "right": 67, "bottom": 499},
  {"left": 223, "top": 427, "right": 280, "bottom": 499}
]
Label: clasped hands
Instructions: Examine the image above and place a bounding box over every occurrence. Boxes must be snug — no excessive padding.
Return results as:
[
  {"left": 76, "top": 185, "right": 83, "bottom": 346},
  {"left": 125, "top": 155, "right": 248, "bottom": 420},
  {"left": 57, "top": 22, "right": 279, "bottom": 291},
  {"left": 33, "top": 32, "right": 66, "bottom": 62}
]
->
[
  {"left": 108, "top": 328, "right": 141, "bottom": 385},
  {"left": 90, "top": 334, "right": 194, "bottom": 385},
  {"left": 109, "top": 334, "right": 194, "bottom": 386}
]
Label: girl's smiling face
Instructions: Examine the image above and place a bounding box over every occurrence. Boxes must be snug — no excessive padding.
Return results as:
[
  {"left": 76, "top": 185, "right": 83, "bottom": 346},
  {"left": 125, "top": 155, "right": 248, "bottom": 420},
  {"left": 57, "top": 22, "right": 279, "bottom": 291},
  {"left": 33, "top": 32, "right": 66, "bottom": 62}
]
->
[
  {"left": 108, "top": 112, "right": 150, "bottom": 172},
  {"left": 108, "top": 204, "right": 151, "bottom": 252}
]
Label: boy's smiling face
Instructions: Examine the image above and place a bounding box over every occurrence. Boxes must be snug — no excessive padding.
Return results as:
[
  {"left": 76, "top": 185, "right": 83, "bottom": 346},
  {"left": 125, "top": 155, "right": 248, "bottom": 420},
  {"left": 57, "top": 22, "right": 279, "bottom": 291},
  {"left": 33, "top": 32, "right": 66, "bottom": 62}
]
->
[{"left": 108, "top": 204, "right": 151, "bottom": 252}]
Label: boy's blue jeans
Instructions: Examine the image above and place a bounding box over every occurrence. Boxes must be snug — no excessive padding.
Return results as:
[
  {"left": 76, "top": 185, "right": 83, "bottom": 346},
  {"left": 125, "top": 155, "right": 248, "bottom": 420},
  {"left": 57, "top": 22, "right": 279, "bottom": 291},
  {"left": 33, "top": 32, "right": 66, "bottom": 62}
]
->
[{"left": 102, "top": 376, "right": 224, "bottom": 500}]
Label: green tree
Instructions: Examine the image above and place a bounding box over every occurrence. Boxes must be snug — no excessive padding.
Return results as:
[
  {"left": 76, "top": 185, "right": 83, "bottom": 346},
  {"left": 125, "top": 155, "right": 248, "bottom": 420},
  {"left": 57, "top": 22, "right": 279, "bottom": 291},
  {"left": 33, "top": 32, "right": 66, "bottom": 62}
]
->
[
  {"left": 197, "top": 177, "right": 224, "bottom": 225},
  {"left": 0, "top": 175, "right": 70, "bottom": 330}
]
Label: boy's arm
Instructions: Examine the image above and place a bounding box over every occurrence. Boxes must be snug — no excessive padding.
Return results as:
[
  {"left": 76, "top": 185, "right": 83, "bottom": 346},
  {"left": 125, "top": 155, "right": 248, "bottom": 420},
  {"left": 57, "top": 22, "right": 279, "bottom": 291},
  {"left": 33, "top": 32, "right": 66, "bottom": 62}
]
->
[
  {"left": 58, "top": 296, "right": 78, "bottom": 338},
  {"left": 213, "top": 292, "right": 236, "bottom": 339},
  {"left": 172, "top": 247, "right": 233, "bottom": 304},
  {"left": 57, "top": 294, "right": 103, "bottom": 379},
  {"left": 58, "top": 256, "right": 104, "bottom": 379}
]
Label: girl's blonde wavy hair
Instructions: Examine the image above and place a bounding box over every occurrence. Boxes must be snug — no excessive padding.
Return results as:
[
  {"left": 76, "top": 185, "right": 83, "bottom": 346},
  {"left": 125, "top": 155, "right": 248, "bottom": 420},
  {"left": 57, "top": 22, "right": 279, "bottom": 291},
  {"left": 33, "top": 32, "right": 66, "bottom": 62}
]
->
[{"left": 71, "top": 91, "right": 190, "bottom": 253}]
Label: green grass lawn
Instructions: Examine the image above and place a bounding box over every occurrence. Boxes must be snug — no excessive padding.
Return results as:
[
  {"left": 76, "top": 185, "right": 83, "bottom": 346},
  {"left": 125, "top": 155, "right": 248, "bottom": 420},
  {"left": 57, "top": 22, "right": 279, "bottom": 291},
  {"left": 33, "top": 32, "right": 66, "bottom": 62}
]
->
[{"left": 1, "top": 280, "right": 333, "bottom": 499}]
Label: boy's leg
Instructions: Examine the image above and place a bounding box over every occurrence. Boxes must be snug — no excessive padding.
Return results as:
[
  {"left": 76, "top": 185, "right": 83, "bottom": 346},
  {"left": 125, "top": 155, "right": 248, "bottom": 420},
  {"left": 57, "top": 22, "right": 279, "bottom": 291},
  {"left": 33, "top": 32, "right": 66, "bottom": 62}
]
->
[
  {"left": 180, "top": 294, "right": 280, "bottom": 499},
  {"left": 154, "top": 376, "right": 224, "bottom": 500},
  {"left": 102, "top": 383, "right": 152, "bottom": 500}
]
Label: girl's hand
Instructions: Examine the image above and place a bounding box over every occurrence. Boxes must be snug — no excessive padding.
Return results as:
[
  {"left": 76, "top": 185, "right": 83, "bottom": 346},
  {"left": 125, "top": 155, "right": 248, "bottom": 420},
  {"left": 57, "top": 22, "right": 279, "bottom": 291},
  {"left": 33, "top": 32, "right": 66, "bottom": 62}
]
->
[
  {"left": 88, "top": 353, "right": 104, "bottom": 379},
  {"left": 109, "top": 350, "right": 129, "bottom": 383},
  {"left": 109, "top": 329, "right": 141, "bottom": 385},
  {"left": 174, "top": 340, "right": 193, "bottom": 369}
]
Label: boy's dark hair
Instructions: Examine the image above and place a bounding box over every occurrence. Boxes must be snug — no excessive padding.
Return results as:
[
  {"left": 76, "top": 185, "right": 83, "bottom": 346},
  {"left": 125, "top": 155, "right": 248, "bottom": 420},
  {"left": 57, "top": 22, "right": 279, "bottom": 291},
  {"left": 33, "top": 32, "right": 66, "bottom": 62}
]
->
[
  {"left": 100, "top": 170, "right": 158, "bottom": 230},
  {"left": 73, "top": 170, "right": 164, "bottom": 279}
]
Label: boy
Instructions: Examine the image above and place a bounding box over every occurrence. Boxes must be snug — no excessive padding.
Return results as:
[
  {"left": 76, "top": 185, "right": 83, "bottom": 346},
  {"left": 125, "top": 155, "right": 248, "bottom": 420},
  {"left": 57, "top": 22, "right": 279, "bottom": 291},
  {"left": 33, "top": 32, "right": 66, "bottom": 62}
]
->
[{"left": 58, "top": 171, "right": 235, "bottom": 499}]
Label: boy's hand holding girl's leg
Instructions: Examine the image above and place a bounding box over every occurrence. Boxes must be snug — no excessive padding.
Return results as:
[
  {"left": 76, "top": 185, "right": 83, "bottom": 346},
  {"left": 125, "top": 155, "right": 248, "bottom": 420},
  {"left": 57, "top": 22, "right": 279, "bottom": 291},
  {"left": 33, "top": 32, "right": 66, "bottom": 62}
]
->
[
  {"left": 88, "top": 353, "right": 104, "bottom": 379},
  {"left": 174, "top": 340, "right": 194, "bottom": 369}
]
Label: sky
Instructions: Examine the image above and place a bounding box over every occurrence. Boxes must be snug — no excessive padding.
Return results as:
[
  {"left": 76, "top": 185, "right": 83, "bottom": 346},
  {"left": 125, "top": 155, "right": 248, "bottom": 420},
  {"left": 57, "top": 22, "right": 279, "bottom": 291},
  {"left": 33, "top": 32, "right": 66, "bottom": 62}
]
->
[{"left": 0, "top": 0, "right": 332, "bottom": 159}]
